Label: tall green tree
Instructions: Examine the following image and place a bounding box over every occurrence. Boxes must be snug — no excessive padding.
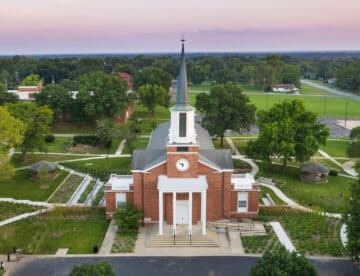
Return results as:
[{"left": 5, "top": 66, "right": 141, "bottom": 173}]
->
[
  {"left": 196, "top": 83, "right": 256, "bottom": 147},
  {"left": 35, "top": 84, "right": 73, "bottom": 122},
  {"left": 138, "top": 84, "right": 169, "bottom": 119},
  {"left": 250, "top": 246, "right": 317, "bottom": 276},
  {"left": 133, "top": 67, "right": 172, "bottom": 91},
  {"left": 246, "top": 99, "right": 329, "bottom": 173},
  {"left": 7, "top": 102, "right": 53, "bottom": 161},
  {"left": 0, "top": 82, "right": 18, "bottom": 105},
  {"left": 0, "top": 106, "right": 25, "bottom": 179},
  {"left": 95, "top": 119, "right": 114, "bottom": 149},
  {"left": 21, "top": 74, "right": 44, "bottom": 86},
  {"left": 77, "top": 72, "right": 129, "bottom": 120}
]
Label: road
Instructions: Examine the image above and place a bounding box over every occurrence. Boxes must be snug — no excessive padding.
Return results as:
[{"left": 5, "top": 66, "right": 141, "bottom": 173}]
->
[
  {"left": 8, "top": 256, "right": 360, "bottom": 276},
  {"left": 301, "top": 79, "right": 360, "bottom": 101}
]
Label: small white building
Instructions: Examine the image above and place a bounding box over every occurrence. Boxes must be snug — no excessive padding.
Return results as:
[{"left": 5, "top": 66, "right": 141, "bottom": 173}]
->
[
  {"left": 272, "top": 84, "right": 299, "bottom": 93},
  {"left": 8, "top": 83, "right": 43, "bottom": 101}
]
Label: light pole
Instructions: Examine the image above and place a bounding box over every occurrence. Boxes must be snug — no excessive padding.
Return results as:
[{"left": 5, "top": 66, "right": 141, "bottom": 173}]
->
[{"left": 345, "top": 101, "right": 349, "bottom": 126}]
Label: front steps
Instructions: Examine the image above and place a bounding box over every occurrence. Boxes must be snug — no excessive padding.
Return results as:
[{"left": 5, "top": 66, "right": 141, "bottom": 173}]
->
[{"left": 146, "top": 234, "right": 219, "bottom": 247}]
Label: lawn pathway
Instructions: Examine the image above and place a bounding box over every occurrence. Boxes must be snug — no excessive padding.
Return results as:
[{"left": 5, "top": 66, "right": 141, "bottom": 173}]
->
[
  {"left": 66, "top": 175, "right": 92, "bottom": 206},
  {"left": 99, "top": 219, "right": 118, "bottom": 254},
  {"left": 115, "top": 139, "right": 126, "bottom": 156},
  {"left": 269, "top": 222, "right": 296, "bottom": 252},
  {"left": 0, "top": 209, "right": 49, "bottom": 227}
]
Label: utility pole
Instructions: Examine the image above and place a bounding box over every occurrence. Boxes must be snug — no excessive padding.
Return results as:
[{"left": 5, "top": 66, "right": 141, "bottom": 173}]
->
[{"left": 344, "top": 101, "right": 349, "bottom": 126}]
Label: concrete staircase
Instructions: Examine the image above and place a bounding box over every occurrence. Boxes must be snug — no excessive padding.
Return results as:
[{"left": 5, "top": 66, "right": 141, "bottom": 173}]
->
[{"left": 146, "top": 234, "right": 219, "bottom": 247}]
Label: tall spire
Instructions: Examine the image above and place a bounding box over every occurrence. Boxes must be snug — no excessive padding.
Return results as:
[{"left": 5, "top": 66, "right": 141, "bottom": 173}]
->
[{"left": 175, "top": 37, "right": 188, "bottom": 107}]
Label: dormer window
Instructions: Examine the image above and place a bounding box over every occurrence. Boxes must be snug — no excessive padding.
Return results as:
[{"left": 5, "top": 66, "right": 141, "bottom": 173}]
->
[{"left": 179, "top": 113, "right": 187, "bottom": 137}]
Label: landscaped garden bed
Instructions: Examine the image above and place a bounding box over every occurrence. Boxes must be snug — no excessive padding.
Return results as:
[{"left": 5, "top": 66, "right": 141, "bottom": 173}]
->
[
  {"left": 259, "top": 207, "right": 345, "bottom": 256},
  {"left": 0, "top": 202, "right": 43, "bottom": 221},
  {"left": 259, "top": 164, "right": 352, "bottom": 213},
  {"left": 11, "top": 153, "right": 87, "bottom": 167},
  {"left": 0, "top": 207, "right": 109, "bottom": 254},
  {"left": 48, "top": 174, "right": 84, "bottom": 203},
  {"left": 78, "top": 179, "right": 96, "bottom": 203},
  {"left": 111, "top": 231, "right": 138, "bottom": 253},
  {"left": 241, "top": 224, "right": 281, "bottom": 254},
  {"left": 259, "top": 186, "right": 286, "bottom": 205},
  {"left": 0, "top": 169, "right": 68, "bottom": 201},
  {"left": 232, "top": 158, "right": 252, "bottom": 173},
  {"left": 62, "top": 157, "right": 131, "bottom": 180}
]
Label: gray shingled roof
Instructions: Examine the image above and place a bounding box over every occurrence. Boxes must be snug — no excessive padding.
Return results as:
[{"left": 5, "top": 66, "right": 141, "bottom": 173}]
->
[
  {"left": 30, "top": 160, "right": 58, "bottom": 172},
  {"left": 132, "top": 122, "right": 233, "bottom": 171},
  {"left": 300, "top": 162, "right": 330, "bottom": 173}
]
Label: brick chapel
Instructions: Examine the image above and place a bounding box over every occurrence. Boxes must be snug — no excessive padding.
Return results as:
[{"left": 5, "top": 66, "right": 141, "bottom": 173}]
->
[{"left": 105, "top": 40, "right": 260, "bottom": 235}]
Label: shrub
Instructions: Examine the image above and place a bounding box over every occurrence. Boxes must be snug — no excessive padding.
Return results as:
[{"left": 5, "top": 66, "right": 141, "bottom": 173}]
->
[
  {"left": 232, "top": 158, "right": 252, "bottom": 170},
  {"left": 250, "top": 246, "right": 317, "bottom": 276},
  {"left": 114, "top": 203, "right": 143, "bottom": 234},
  {"left": 69, "top": 261, "right": 115, "bottom": 276},
  {"left": 73, "top": 135, "right": 99, "bottom": 146},
  {"left": 329, "top": 169, "right": 338, "bottom": 176},
  {"left": 347, "top": 141, "right": 360, "bottom": 158},
  {"left": 44, "top": 134, "right": 55, "bottom": 143}
]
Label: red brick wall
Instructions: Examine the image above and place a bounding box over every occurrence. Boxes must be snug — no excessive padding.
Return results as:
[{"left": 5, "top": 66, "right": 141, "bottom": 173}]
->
[
  {"left": 230, "top": 187, "right": 260, "bottom": 219},
  {"left": 166, "top": 154, "right": 199, "bottom": 178},
  {"left": 164, "top": 192, "right": 201, "bottom": 224}
]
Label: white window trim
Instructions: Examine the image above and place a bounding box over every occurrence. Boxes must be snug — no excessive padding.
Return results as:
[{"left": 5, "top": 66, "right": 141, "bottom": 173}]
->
[
  {"left": 237, "top": 192, "right": 248, "bottom": 213},
  {"left": 116, "top": 193, "right": 126, "bottom": 208}
]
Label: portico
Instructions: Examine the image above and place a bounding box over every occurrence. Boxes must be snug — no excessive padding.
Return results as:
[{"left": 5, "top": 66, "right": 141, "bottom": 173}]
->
[{"left": 157, "top": 175, "right": 208, "bottom": 236}]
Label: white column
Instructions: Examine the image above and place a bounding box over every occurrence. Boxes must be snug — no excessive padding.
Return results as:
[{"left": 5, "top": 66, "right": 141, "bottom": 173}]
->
[
  {"left": 188, "top": 192, "right": 192, "bottom": 236},
  {"left": 159, "top": 191, "right": 163, "bottom": 235},
  {"left": 173, "top": 192, "right": 176, "bottom": 236},
  {"left": 201, "top": 189, "right": 207, "bottom": 235}
]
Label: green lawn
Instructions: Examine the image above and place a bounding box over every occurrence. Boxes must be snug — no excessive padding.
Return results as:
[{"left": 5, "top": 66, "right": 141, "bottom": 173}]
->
[
  {"left": 0, "top": 169, "right": 69, "bottom": 201},
  {"left": 300, "top": 83, "right": 333, "bottom": 95},
  {"left": 188, "top": 83, "right": 211, "bottom": 93},
  {"left": 78, "top": 179, "right": 96, "bottom": 204},
  {"left": 48, "top": 174, "right": 84, "bottom": 203},
  {"left": 259, "top": 186, "right": 286, "bottom": 205},
  {"left": 0, "top": 207, "right": 109, "bottom": 254},
  {"left": 42, "top": 137, "right": 122, "bottom": 154},
  {"left": 320, "top": 140, "right": 351, "bottom": 157},
  {"left": 248, "top": 94, "right": 360, "bottom": 118},
  {"left": 11, "top": 153, "right": 89, "bottom": 168},
  {"left": 0, "top": 202, "right": 42, "bottom": 221},
  {"left": 232, "top": 139, "right": 254, "bottom": 154},
  {"left": 212, "top": 138, "right": 230, "bottom": 150},
  {"left": 122, "top": 138, "right": 149, "bottom": 154},
  {"left": 133, "top": 104, "right": 170, "bottom": 120},
  {"left": 261, "top": 165, "right": 353, "bottom": 213},
  {"left": 260, "top": 207, "right": 344, "bottom": 256},
  {"left": 62, "top": 157, "right": 132, "bottom": 180}
]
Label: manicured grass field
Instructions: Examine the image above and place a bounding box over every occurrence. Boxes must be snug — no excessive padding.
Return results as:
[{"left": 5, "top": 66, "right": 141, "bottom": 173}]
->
[
  {"left": 62, "top": 157, "right": 132, "bottom": 180},
  {"left": 260, "top": 165, "right": 353, "bottom": 213},
  {"left": 300, "top": 83, "right": 333, "bottom": 95},
  {"left": 0, "top": 169, "right": 69, "bottom": 201},
  {"left": 259, "top": 186, "right": 286, "bottom": 205},
  {"left": 247, "top": 94, "right": 360, "bottom": 118},
  {"left": 260, "top": 207, "right": 344, "bottom": 256},
  {"left": 0, "top": 202, "right": 42, "bottom": 221},
  {"left": 320, "top": 140, "right": 351, "bottom": 157},
  {"left": 0, "top": 207, "right": 109, "bottom": 254},
  {"left": 49, "top": 174, "right": 84, "bottom": 203},
  {"left": 133, "top": 104, "right": 170, "bottom": 120},
  {"left": 212, "top": 138, "right": 230, "bottom": 150},
  {"left": 11, "top": 153, "right": 89, "bottom": 167},
  {"left": 231, "top": 138, "right": 255, "bottom": 154},
  {"left": 122, "top": 138, "right": 149, "bottom": 154},
  {"left": 188, "top": 83, "right": 211, "bottom": 93}
]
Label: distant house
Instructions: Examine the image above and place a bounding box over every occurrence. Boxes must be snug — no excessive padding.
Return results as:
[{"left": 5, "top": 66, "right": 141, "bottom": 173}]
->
[
  {"left": 119, "top": 73, "right": 134, "bottom": 90},
  {"left": 8, "top": 83, "right": 43, "bottom": 101},
  {"left": 299, "top": 162, "right": 330, "bottom": 183},
  {"left": 327, "top": 78, "right": 337, "bottom": 85},
  {"left": 272, "top": 84, "right": 299, "bottom": 93}
]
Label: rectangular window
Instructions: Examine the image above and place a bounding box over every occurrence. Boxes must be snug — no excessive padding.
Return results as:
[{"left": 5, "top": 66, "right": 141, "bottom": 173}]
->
[
  {"left": 177, "top": 147, "right": 188, "bottom": 152},
  {"left": 116, "top": 193, "right": 126, "bottom": 208},
  {"left": 179, "top": 113, "right": 187, "bottom": 137},
  {"left": 237, "top": 192, "right": 248, "bottom": 213}
]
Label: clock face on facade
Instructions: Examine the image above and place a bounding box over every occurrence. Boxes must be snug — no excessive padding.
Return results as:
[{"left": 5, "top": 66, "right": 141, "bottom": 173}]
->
[{"left": 176, "top": 158, "right": 190, "bottom": 172}]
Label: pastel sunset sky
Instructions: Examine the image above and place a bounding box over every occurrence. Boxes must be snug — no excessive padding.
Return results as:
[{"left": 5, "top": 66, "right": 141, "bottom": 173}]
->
[{"left": 1, "top": 0, "right": 360, "bottom": 54}]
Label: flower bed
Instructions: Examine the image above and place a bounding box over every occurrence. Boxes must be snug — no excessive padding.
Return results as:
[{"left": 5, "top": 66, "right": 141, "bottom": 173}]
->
[{"left": 48, "top": 174, "right": 83, "bottom": 203}]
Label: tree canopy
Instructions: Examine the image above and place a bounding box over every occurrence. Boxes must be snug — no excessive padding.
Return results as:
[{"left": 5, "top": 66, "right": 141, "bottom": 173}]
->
[
  {"left": 133, "top": 67, "right": 172, "bottom": 91},
  {"left": 7, "top": 102, "right": 53, "bottom": 161},
  {"left": 250, "top": 246, "right": 317, "bottom": 276},
  {"left": 138, "top": 84, "right": 169, "bottom": 119},
  {"left": 246, "top": 99, "right": 329, "bottom": 172},
  {"left": 196, "top": 83, "right": 256, "bottom": 147},
  {"left": 21, "top": 74, "right": 43, "bottom": 86}
]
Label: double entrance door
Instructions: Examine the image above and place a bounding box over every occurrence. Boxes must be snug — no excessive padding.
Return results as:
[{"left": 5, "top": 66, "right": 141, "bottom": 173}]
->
[{"left": 176, "top": 200, "right": 189, "bottom": 225}]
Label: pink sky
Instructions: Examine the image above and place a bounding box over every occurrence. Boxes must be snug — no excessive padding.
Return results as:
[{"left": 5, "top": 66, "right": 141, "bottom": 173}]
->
[{"left": 1, "top": 0, "right": 360, "bottom": 54}]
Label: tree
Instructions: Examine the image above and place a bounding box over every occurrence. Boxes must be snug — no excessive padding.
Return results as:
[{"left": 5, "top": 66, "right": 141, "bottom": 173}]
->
[
  {"left": 345, "top": 177, "right": 360, "bottom": 263},
  {"left": 0, "top": 82, "right": 19, "bottom": 105},
  {"left": 133, "top": 67, "right": 172, "bottom": 91},
  {"left": 95, "top": 119, "right": 113, "bottom": 149},
  {"left": 69, "top": 261, "right": 115, "bottom": 276},
  {"left": 35, "top": 84, "right": 73, "bottom": 122},
  {"left": 0, "top": 106, "right": 25, "bottom": 179},
  {"left": 189, "top": 65, "right": 206, "bottom": 85},
  {"left": 77, "top": 72, "right": 129, "bottom": 120},
  {"left": 350, "top": 126, "right": 360, "bottom": 141},
  {"left": 196, "top": 83, "right": 256, "bottom": 147},
  {"left": 113, "top": 118, "right": 141, "bottom": 154},
  {"left": 247, "top": 99, "right": 329, "bottom": 173},
  {"left": 250, "top": 246, "right": 317, "bottom": 276},
  {"left": 114, "top": 202, "right": 143, "bottom": 233},
  {"left": 7, "top": 102, "right": 53, "bottom": 161},
  {"left": 138, "top": 84, "right": 169, "bottom": 119},
  {"left": 21, "top": 74, "right": 43, "bottom": 86}
]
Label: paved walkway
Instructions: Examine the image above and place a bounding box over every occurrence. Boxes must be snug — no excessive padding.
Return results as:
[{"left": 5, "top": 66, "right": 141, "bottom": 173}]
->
[
  {"left": 67, "top": 175, "right": 92, "bottom": 205},
  {"left": 99, "top": 219, "right": 118, "bottom": 254},
  {"left": 115, "top": 139, "right": 126, "bottom": 156},
  {"left": 0, "top": 209, "right": 49, "bottom": 227},
  {"left": 342, "top": 160, "right": 358, "bottom": 177},
  {"left": 318, "top": 149, "right": 343, "bottom": 169},
  {"left": 228, "top": 231, "right": 244, "bottom": 254},
  {"left": 270, "top": 222, "right": 296, "bottom": 252},
  {"left": 301, "top": 79, "right": 360, "bottom": 101}
]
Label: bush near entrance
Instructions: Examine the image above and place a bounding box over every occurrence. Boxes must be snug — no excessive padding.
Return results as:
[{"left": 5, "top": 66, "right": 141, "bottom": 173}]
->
[
  {"left": 114, "top": 203, "right": 143, "bottom": 234},
  {"left": 69, "top": 261, "right": 115, "bottom": 276}
]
